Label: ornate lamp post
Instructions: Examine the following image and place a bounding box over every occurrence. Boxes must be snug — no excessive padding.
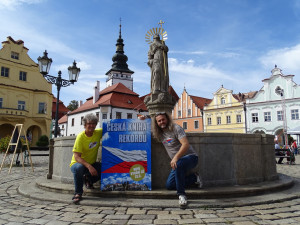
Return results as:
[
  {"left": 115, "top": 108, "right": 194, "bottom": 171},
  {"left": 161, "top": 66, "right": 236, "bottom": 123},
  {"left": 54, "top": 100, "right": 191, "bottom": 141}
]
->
[{"left": 38, "top": 50, "right": 80, "bottom": 138}]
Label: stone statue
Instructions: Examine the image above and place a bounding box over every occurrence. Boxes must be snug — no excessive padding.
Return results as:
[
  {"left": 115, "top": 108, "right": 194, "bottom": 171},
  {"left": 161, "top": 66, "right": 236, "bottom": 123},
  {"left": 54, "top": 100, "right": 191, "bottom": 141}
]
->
[{"left": 147, "top": 34, "right": 169, "bottom": 94}]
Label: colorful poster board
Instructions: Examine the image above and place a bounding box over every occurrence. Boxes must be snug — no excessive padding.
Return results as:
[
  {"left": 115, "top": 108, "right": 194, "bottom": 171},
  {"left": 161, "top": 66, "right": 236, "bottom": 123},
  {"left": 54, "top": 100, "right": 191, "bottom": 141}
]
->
[{"left": 101, "top": 119, "right": 151, "bottom": 191}]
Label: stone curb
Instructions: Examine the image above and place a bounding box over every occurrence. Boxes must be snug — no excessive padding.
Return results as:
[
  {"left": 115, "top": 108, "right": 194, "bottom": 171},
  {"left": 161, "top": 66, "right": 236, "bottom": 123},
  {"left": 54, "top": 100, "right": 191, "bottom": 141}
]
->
[
  {"left": 17, "top": 174, "right": 300, "bottom": 208},
  {"left": 35, "top": 174, "right": 294, "bottom": 199}
]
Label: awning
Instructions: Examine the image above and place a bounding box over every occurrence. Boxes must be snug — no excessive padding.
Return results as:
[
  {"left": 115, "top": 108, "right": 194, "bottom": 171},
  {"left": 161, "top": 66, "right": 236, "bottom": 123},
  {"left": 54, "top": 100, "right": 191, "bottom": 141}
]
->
[{"left": 287, "top": 125, "right": 300, "bottom": 135}]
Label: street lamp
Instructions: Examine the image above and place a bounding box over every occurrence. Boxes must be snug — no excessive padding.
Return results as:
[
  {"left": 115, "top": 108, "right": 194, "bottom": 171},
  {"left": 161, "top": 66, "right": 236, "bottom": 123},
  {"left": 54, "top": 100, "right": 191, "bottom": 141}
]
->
[
  {"left": 275, "top": 86, "right": 288, "bottom": 146},
  {"left": 38, "top": 50, "right": 80, "bottom": 138}
]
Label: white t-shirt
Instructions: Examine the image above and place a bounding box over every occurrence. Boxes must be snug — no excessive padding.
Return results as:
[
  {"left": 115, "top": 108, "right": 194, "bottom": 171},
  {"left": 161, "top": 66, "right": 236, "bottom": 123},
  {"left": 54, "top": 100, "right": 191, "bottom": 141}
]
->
[{"left": 161, "top": 124, "right": 198, "bottom": 159}]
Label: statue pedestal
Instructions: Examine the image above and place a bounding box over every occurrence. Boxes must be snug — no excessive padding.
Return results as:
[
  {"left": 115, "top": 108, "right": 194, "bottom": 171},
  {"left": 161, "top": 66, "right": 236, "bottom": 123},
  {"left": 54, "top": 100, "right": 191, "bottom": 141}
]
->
[{"left": 144, "top": 92, "right": 175, "bottom": 116}]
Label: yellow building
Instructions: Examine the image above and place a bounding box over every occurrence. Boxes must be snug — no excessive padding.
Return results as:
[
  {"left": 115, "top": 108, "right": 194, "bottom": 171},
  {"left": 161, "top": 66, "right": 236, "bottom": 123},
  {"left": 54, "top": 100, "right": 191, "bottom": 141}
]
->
[
  {"left": 0, "top": 36, "right": 52, "bottom": 145},
  {"left": 204, "top": 86, "right": 255, "bottom": 133}
]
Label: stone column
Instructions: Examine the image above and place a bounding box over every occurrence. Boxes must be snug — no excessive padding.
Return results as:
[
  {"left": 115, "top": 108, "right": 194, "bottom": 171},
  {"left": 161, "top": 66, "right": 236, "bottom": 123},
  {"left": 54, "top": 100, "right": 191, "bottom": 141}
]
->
[{"left": 47, "top": 138, "right": 54, "bottom": 179}]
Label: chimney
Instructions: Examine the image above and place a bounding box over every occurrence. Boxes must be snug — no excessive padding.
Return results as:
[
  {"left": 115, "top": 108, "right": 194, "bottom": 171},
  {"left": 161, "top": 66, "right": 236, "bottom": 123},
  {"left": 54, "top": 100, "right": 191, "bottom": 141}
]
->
[
  {"left": 93, "top": 81, "right": 100, "bottom": 104},
  {"left": 78, "top": 100, "right": 83, "bottom": 107}
]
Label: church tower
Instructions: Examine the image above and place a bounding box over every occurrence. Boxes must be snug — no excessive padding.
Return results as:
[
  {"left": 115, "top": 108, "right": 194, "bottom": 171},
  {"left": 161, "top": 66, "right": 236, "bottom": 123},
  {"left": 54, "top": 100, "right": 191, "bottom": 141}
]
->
[{"left": 105, "top": 22, "right": 134, "bottom": 90}]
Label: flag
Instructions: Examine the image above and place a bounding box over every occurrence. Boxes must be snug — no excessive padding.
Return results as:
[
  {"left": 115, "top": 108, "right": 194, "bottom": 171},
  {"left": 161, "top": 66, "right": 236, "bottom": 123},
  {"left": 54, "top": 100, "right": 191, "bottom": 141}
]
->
[{"left": 102, "top": 146, "right": 147, "bottom": 173}]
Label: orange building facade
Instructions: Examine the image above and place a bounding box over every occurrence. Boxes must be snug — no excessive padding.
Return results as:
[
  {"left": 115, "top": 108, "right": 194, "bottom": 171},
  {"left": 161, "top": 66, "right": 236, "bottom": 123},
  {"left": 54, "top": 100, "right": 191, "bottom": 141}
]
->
[{"left": 172, "top": 88, "right": 212, "bottom": 132}]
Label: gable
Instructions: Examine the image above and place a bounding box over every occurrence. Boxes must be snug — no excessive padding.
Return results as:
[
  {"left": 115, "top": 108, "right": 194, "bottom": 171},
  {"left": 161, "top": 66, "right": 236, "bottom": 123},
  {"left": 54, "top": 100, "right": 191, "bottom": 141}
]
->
[{"left": 0, "top": 36, "right": 37, "bottom": 67}]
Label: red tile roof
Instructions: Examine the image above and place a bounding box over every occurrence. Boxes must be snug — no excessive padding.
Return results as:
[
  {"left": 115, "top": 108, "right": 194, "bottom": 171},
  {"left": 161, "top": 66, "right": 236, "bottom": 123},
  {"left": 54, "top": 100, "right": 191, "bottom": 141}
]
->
[
  {"left": 140, "top": 85, "right": 179, "bottom": 102},
  {"left": 58, "top": 114, "right": 68, "bottom": 124},
  {"left": 69, "top": 83, "right": 147, "bottom": 115},
  {"left": 232, "top": 91, "right": 258, "bottom": 102},
  {"left": 190, "top": 95, "right": 212, "bottom": 110},
  {"left": 86, "top": 83, "right": 139, "bottom": 101},
  {"left": 52, "top": 97, "right": 69, "bottom": 119},
  {"left": 169, "top": 86, "right": 179, "bottom": 102}
]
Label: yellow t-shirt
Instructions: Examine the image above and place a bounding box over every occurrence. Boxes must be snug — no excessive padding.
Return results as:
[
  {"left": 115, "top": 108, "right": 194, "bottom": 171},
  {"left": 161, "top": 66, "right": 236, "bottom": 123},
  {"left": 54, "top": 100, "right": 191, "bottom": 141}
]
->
[{"left": 69, "top": 128, "right": 103, "bottom": 167}]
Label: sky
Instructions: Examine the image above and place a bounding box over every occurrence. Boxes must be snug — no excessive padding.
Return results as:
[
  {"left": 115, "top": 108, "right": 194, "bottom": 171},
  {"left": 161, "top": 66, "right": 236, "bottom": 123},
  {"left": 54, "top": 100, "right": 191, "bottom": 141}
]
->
[{"left": 1, "top": 0, "right": 300, "bottom": 105}]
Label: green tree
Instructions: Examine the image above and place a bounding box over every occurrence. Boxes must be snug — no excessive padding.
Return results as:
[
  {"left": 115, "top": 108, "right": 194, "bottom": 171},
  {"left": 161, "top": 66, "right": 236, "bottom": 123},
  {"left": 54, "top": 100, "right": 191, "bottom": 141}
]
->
[
  {"left": 67, "top": 100, "right": 79, "bottom": 111},
  {"left": 36, "top": 135, "right": 49, "bottom": 147}
]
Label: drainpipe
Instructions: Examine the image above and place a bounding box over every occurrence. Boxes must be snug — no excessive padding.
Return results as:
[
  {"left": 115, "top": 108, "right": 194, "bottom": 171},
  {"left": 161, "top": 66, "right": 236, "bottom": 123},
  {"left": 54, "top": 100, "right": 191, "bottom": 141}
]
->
[
  {"left": 243, "top": 102, "right": 247, "bottom": 133},
  {"left": 201, "top": 109, "right": 205, "bottom": 132}
]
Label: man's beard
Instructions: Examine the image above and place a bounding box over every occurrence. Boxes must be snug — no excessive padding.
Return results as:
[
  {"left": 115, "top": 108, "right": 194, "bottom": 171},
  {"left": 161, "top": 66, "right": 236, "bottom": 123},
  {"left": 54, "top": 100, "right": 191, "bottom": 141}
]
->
[{"left": 160, "top": 124, "right": 167, "bottom": 129}]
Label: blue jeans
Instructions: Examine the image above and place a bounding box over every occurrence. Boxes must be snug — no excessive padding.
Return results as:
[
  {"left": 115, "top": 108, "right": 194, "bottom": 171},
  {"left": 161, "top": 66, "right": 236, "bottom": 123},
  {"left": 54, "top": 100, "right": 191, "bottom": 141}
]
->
[
  {"left": 70, "top": 162, "right": 101, "bottom": 195},
  {"left": 166, "top": 154, "right": 198, "bottom": 195}
]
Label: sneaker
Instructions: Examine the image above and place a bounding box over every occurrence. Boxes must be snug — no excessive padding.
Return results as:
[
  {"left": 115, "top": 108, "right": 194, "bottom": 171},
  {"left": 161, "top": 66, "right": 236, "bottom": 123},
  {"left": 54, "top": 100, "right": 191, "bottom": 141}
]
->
[
  {"left": 195, "top": 172, "right": 203, "bottom": 188},
  {"left": 179, "top": 195, "right": 187, "bottom": 208}
]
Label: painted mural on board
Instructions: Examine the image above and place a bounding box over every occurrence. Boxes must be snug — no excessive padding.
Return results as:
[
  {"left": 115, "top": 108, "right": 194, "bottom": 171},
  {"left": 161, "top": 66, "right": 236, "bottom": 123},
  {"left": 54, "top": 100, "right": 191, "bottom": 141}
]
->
[{"left": 101, "top": 119, "right": 151, "bottom": 191}]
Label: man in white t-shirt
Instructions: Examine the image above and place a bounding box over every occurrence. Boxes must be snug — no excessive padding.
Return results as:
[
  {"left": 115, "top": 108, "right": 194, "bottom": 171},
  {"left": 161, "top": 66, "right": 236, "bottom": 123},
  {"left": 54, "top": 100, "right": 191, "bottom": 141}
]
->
[{"left": 151, "top": 112, "right": 202, "bottom": 208}]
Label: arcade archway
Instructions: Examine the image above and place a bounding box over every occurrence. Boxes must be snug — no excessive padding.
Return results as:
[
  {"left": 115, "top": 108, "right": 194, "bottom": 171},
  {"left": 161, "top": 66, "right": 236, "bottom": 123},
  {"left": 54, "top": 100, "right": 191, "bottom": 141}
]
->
[
  {"left": 27, "top": 125, "right": 42, "bottom": 147},
  {"left": 0, "top": 123, "right": 14, "bottom": 138}
]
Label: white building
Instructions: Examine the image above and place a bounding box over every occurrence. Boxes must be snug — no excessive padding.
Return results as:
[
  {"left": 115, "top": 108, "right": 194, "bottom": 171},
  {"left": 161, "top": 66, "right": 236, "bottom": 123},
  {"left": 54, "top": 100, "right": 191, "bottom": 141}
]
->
[
  {"left": 246, "top": 65, "right": 300, "bottom": 144},
  {"left": 65, "top": 82, "right": 148, "bottom": 136}
]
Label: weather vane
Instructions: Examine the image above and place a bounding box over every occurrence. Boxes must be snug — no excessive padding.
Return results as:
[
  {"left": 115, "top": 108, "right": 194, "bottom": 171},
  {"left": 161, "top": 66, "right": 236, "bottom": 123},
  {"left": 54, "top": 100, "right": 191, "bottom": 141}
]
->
[{"left": 145, "top": 20, "right": 168, "bottom": 45}]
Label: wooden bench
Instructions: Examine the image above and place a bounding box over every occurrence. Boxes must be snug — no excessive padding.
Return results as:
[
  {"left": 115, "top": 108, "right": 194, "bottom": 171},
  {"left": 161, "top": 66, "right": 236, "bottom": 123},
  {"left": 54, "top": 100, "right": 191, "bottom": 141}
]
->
[{"left": 275, "top": 149, "right": 292, "bottom": 164}]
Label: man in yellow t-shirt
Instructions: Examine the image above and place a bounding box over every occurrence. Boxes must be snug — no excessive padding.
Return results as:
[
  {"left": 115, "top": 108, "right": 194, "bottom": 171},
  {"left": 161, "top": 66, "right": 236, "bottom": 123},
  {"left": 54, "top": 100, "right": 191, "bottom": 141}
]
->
[{"left": 70, "top": 113, "right": 102, "bottom": 204}]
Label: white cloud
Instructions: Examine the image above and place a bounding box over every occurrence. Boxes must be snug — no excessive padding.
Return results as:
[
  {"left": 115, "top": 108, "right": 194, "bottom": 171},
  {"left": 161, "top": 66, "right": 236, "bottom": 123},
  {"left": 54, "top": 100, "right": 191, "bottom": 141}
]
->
[
  {"left": 214, "top": 52, "right": 240, "bottom": 58},
  {"left": 167, "top": 57, "right": 265, "bottom": 98},
  {"left": 168, "top": 58, "right": 234, "bottom": 81},
  {"left": 169, "top": 50, "right": 206, "bottom": 55},
  {"left": 0, "top": 0, "right": 43, "bottom": 10},
  {"left": 55, "top": 61, "right": 91, "bottom": 72},
  {"left": 260, "top": 44, "right": 300, "bottom": 72},
  {"left": 102, "top": 133, "right": 110, "bottom": 142}
]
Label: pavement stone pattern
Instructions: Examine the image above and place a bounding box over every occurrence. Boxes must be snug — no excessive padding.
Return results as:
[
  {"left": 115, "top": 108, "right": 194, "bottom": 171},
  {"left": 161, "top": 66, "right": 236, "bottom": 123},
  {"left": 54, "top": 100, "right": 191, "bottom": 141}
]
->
[{"left": 1, "top": 152, "right": 300, "bottom": 224}]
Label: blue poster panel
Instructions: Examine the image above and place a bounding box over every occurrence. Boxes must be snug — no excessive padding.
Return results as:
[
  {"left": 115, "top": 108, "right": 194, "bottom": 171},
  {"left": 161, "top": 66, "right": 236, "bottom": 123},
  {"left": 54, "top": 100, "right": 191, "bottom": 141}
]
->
[{"left": 101, "top": 119, "right": 151, "bottom": 191}]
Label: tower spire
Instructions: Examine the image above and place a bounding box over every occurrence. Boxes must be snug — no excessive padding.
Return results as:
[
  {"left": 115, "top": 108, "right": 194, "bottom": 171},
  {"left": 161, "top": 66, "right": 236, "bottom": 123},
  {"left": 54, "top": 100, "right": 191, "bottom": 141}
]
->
[
  {"left": 119, "top": 18, "right": 122, "bottom": 39},
  {"left": 105, "top": 21, "right": 134, "bottom": 75}
]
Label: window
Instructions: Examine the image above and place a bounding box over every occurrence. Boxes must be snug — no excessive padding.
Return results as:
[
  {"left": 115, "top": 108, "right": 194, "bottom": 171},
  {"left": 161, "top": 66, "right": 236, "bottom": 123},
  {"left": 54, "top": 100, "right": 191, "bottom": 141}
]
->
[
  {"left": 116, "top": 112, "right": 121, "bottom": 119},
  {"left": 0, "top": 98, "right": 2, "bottom": 108},
  {"left": 18, "top": 101, "right": 25, "bottom": 110},
  {"left": 252, "top": 113, "right": 258, "bottom": 123},
  {"left": 236, "top": 115, "right": 241, "bottom": 123},
  {"left": 102, "top": 113, "right": 107, "bottom": 119},
  {"left": 96, "top": 112, "right": 99, "bottom": 119},
  {"left": 71, "top": 118, "right": 74, "bottom": 126},
  {"left": 11, "top": 51, "right": 19, "bottom": 60},
  {"left": 291, "top": 109, "right": 299, "bottom": 120},
  {"left": 264, "top": 112, "right": 271, "bottom": 122},
  {"left": 226, "top": 116, "right": 231, "bottom": 124},
  {"left": 207, "top": 117, "right": 212, "bottom": 125},
  {"left": 194, "top": 120, "right": 199, "bottom": 129},
  {"left": 183, "top": 122, "right": 187, "bottom": 130},
  {"left": 81, "top": 116, "right": 84, "bottom": 125},
  {"left": 127, "top": 113, "right": 132, "bottom": 119},
  {"left": 38, "top": 102, "right": 46, "bottom": 114},
  {"left": 188, "top": 109, "right": 191, "bottom": 116},
  {"left": 19, "top": 71, "right": 27, "bottom": 81},
  {"left": 1, "top": 67, "right": 9, "bottom": 77},
  {"left": 217, "top": 117, "right": 221, "bottom": 125},
  {"left": 178, "top": 110, "right": 181, "bottom": 117},
  {"left": 221, "top": 97, "right": 225, "bottom": 104},
  {"left": 277, "top": 111, "right": 283, "bottom": 121}
]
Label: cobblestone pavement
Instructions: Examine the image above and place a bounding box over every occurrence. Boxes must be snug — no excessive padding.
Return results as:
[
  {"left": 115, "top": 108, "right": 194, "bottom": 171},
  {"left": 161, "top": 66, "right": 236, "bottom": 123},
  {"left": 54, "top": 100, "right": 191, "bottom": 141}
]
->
[{"left": 1, "top": 153, "right": 300, "bottom": 224}]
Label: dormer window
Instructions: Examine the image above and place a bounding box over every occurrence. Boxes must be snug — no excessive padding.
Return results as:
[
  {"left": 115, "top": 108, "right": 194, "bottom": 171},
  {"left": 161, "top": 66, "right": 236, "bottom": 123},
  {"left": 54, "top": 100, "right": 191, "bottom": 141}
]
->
[
  {"left": 221, "top": 97, "right": 226, "bottom": 104},
  {"left": 127, "top": 100, "right": 132, "bottom": 104},
  {"left": 11, "top": 51, "right": 19, "bottom": 60}
]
